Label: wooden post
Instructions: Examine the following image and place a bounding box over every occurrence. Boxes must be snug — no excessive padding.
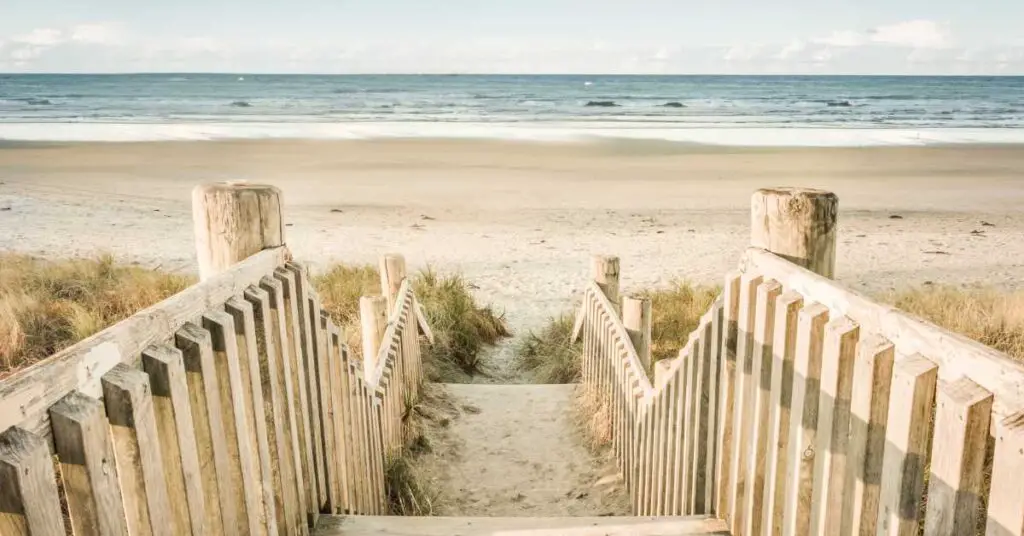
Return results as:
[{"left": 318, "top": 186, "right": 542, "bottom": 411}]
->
[
  {"left": 379, "top": 254, "right": 407, "bottom": 316},
  {"left": 360, "top": 296, "right": 388, "bottom": 381},
  {"left": 591, "top": 255, "right": 621, "bottom": 314},
  {"left": 623, "top": 295, "right": 653, "bottom": 371},
  {"left": 750, "top": 188, "right": 838, "bottom": 279},
  {"left": 193, "top": 182, "right": 285, "bottom": 281}
]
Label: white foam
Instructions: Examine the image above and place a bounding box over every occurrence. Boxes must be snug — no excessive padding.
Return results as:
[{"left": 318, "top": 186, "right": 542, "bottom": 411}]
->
[{"left": 2, "top": 121, "right": 1024, "bottom": 146}]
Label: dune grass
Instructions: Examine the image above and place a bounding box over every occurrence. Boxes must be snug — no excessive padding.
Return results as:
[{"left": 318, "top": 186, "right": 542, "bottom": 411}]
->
[
  {"left": 639, "top": 282, "right": 721, "bottom": 363},
  {"left": 517, "top": 313, "right": 580, "bottom": 383},
  {"left": 411, "top": 269, "right": 510, "bottom": 382},
  {"left": 0, "top": 253, "right": 192, "bottom": 379},
  {"left": 519, "top": 281, "right": 719, "bottom": 383},
  {"left": 314, "top": 265, "right": 509, "bottom": 382},
  {"left": 886, "top": 285, "right": 1024, "bottom": 360}
]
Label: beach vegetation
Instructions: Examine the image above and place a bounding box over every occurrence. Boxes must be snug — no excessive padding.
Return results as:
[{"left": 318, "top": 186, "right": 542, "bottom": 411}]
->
[
  {"left": 0, "top": 253, "right": 192, "bottom": 379},
  {"left": 314, "top": 265, "right": 510, "bottom": 383}
]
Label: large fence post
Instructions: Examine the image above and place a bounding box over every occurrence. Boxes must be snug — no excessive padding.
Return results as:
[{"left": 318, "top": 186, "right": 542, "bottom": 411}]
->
[
  {"left": 750, "top": 188, "right": 838, "bottom": 279},
  {"left": 360, "top": 296, "right": 388, "bottom": 381},
  {"left": 379, "top": 254, "right": 407, "bottom": 316},
  {"left": 623, "top": 295, "right": 653, "bottom": 371},
  {"left": 591, "top": 255, "right": 621, "bottom": 314},
  {"left": 193, "top": 182, "right": 285, "bottom": 281}
]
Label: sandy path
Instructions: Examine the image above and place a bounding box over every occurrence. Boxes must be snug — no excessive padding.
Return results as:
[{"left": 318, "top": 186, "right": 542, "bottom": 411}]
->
[{"left": 420, "top": 384, "right": 629, "bottom": 516}]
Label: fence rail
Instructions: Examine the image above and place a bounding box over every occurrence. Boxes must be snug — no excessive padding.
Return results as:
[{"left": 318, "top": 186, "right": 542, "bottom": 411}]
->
[
  {"left": 0, "top": 183, "right": 426, "bottom": 536},
  {"left": 580, "top": 187, "right": 1024, "bottom": 536}
]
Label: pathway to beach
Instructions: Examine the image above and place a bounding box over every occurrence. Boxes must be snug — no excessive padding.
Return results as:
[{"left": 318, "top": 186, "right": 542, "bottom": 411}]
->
[
  {"left": 4, "top": 140, "right": 1024, "bottom": 520},
  {"left": 414, "top": 382, "right": 631, "bottom": 516}
]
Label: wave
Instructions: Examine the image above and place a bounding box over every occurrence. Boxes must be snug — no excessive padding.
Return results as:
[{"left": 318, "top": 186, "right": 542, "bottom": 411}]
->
[
  {"left": 6, "top": 97, "right": 54, "bottom": 105},
  {"left": 231, "top": 101, "right": 253, "bottom": 108},
  {"left": 2, "top": 121, "right": 1024, "bottom": 146},
  {"left": 585, "top": 101, "right": 619, "bottom": 107}
]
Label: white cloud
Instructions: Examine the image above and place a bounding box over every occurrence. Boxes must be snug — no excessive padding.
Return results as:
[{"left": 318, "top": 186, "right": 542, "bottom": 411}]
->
[
  {"left": 0, "top": 18, "right": 1018, "bottom": 74},
  {"left": 776, "top": 39, "right": 807, "bottom": 59},
  {"left": 870, "top": 20, "right": 949, "bottom": 49},
  {"left": 816, "top": 30, "right": 866, "bottom": 48},
  {"left": 813, "top": 20, "right": 950, "bottom": 50},
  {"left": 12, "top": 28, "right": 64, "bottom": 46},
  {"left": 70, "top": 23, "right": 125, "bottom": 45},
  {"left": 723, "top": 43, "right": 764, "bottom": 62}
]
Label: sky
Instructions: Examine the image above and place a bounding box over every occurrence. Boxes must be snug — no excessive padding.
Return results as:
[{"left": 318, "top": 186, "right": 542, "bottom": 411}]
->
[{"left": 1, "top": 0, "right": 1023, "bottom": 74}]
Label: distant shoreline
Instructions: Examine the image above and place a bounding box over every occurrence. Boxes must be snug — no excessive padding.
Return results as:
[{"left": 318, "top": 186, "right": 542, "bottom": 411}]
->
[{"left": 2, "top": 123, "right": 1024, "bottom": 146}]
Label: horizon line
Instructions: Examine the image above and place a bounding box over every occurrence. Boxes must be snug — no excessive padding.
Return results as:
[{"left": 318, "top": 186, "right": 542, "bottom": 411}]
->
[{"left": 2, "top": 71, "right": 1023, "bottom": 77}]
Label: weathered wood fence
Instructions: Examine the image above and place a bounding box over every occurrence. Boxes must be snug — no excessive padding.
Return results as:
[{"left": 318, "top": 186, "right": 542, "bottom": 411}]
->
[
  {"left": 0, "top": 183, "right": 425, "bottom": 535},
  {"left": 578, "top": 187, "right": 1024, "bottom": 536}
]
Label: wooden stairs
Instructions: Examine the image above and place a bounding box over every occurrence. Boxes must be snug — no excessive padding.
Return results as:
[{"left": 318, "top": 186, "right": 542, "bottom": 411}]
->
[{"left": 313, "top": 515, "right": 729, "bottom": 535}]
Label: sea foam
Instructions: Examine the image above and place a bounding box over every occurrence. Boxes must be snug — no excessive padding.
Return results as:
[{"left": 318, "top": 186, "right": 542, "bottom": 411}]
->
[{"left": 2, "top": 121, "right": 1024, "bottom": 146}]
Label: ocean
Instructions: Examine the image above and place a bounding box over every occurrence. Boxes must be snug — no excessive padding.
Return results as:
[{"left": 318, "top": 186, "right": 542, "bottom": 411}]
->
[{"left": 1, "top": 74, "right": 1023, "bottom": 146}]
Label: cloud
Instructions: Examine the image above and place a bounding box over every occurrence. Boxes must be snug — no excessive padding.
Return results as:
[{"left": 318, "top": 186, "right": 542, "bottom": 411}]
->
[
  {"left": 816, "top": 31, "right": 865, "bottom": 48},
  {"left": 813, "top": 20, "right": 951, "bottom": 50},
  {"left": 12, "top": 28, "right": 64, "bottom": 46},
  {"left": 776, "top": 39, "right": 807, "bottom": 59},
  {"left": 70, "top": 23, "right": 125, "bottom": 45},
  {"left": 870, "top": 20, "right": 950, "bottom": 48},
  {"left": 0, "top": 19, "right": 1019, "bottom": 74},
  {"left": 723, "top": 43, "right": 764, "bottom": 62}
]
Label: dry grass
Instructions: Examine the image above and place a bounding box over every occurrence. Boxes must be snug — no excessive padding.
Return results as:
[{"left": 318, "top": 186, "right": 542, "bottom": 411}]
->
[
  {"left": 412, "top": 268, "right": 510, "bottom": 382},
  {"left": 885, "top": 285, "right": 1024, "bottom": 361},
  {"left": 0, "top": 253, "right": 192, "bottom": 379},
  {"left": 314, "top": 265, "right": 510, "bottom": 382},
  {"left": 519, "top": 281, "right": 718, "bottom": 383},
  {"left": 639, "top": 281, "right": 720, "bottom": 363},
  {"left": 517, "top": 313, "right": 579, "bottom": 383}
]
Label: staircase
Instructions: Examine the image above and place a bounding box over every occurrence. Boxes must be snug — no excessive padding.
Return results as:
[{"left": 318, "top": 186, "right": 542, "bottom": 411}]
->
[
  {"left": 306, "top": 382, "right": 729, "bottom": 534},
  {"left": 314, "top": 514, "right": 729, "bottom": 535}
]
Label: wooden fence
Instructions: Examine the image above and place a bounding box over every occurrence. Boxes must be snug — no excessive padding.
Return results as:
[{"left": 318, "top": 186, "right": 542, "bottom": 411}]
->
[
  {"left": 0, "top": 183, "right": 425, "bottom": 535},
  {"left": 578, "top": 187, "right": 1024, "bottom": 536}
]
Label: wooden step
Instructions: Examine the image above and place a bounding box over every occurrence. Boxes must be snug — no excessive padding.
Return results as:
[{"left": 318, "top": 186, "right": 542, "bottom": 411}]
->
[{"left": 314, "top": 515, "right": 730, "bottom": 535}]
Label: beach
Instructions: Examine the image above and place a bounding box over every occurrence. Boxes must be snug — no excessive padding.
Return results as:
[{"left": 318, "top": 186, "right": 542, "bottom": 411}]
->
[{"left": 2, "top": 139, "right": 1023, "bottom": 336}]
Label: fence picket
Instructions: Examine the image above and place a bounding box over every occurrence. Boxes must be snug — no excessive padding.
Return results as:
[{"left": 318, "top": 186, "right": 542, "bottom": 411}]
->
[
  {"left": 0, "top": 427, "right": 66, "bottom": 536},
  {"left": 986, "top": 412, "right": 1024, "bottom": 536},
  {"left": 807, "top": 317, "right": 859, "bottom": 536},
  {"left": 924, "top": 378, "right": 994, "bottom": 535},
  {"left": 692, "top": 319, "right": 713, "bottom": 514},
  {"left": 741, "top": 280, "right": 783, "bottom": 536},
  {"left": 728, "top": 273, "right": 764, "bottom": 533},
  {"left": 760, "top": 290, "right": 802, "bottom": 536},
  {"left": 841, "top": 335, "right": 896, "bottom": 536},
  {"left": 876, "top": 354, "right": 938, "bottom": 536},
  {"left": 101, "top": 363, "right": 174, "bottom": 536},
  {"left": 50, "top": 392, "right": 130, "bottom": 536},
  {"left": 780, "top": 302, "right": 829, "bottom": 536},
  {"left": 715, "top": 272, "right": 743, "bottom": 519},
  {"left": 142, "top": 345, "right": 207, "bottom": 535}
]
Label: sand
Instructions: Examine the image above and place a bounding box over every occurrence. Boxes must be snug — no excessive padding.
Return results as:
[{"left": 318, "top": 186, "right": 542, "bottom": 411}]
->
[
  {"left": 415, "top": 384, "right": 629, "bottom": 516},
  {"left": 3, "top": 139, "right": 1024, "bottom": 516},
  {"left": 3, "top": 140, "right": 1023, "bottom": 333}
]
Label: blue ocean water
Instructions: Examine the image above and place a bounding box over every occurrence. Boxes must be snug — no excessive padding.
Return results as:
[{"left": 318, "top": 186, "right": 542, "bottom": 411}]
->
[{"left": 1, "top": 74, "right": 1023, "bottom": 145}]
